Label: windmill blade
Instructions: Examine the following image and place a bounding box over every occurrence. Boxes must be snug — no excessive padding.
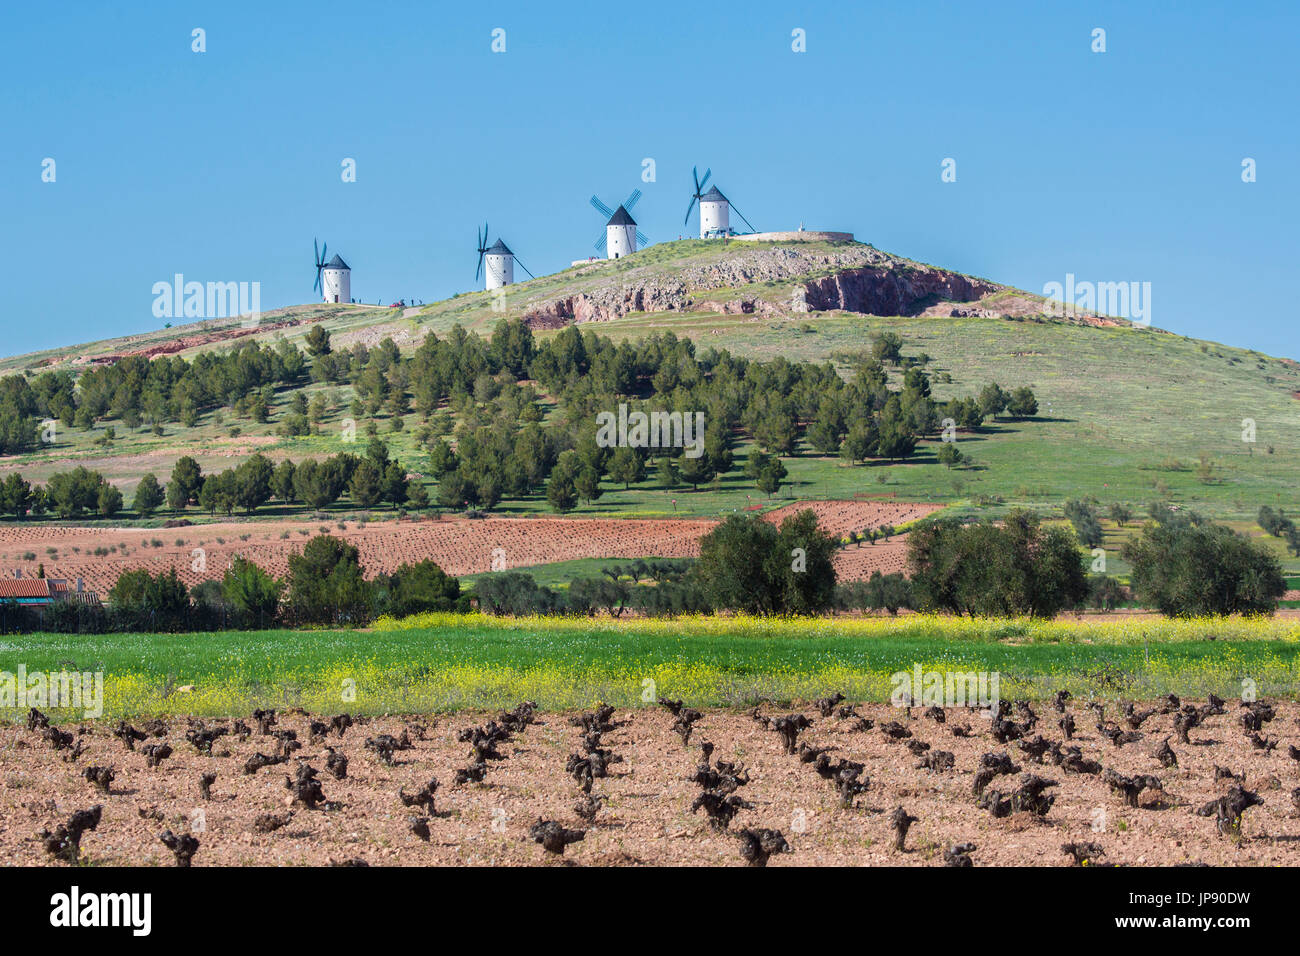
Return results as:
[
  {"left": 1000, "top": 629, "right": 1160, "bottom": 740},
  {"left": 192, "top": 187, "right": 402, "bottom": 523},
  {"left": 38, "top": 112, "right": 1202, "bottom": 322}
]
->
[
  {"left": 698, "top": 167, "right": 711, "bottom": 192},
  {"left": 684, "top": 195, "right": 698, "bottom": 226},
  {"left": 590, "top": 196, "right": 615, "bottom": 219},
  {"left": 635, "top": 230, "right": 649, "bottom": 247},
  {"left": 475, "top": 222, "right": 489, "bottom": 282},
  {"left": 624, "top": 188, "right": 642, "bottom": 212},
  {"left": 314, "top": 267, "right": 322, "bottom": 293},
  {"left": 320, "top": 241, "right": 327, "bottom": 264},
  {"left": 595, "top": 234, "right": 607, "bottom": 254},
  {"left": 514, "top": 256, "right": 535, "bottom": 279},
  {"left": 729, "top": 201, "right": 757, "bottom": 234},
  {"left": 314, "top": 238, "right": 321, "bottom": 265}
]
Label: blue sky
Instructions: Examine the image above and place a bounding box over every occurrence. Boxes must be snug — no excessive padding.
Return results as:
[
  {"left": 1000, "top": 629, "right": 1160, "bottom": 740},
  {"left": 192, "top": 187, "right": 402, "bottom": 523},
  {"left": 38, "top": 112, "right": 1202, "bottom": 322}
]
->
[{"left": 2, "top": 0, "right": 1296, "bottom": 357}]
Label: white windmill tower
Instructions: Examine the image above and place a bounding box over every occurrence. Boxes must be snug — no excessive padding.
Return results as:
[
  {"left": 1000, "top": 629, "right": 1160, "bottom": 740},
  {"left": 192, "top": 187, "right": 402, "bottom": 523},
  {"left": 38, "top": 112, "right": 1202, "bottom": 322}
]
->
[
  {"left": 684, "top": 166, "right": 757, "bottom": 238},
  {"left": 313, "top": 239, "right": 351, "bottom": 303},
  {"left": 590, "top": 189, "right": 649, "bottom": 260},
  {"left": 475, "top": 223, "right": 535, "bottom": 290},
  {"left": 698, "top": 186, "right": 729, "bottom": 237}
]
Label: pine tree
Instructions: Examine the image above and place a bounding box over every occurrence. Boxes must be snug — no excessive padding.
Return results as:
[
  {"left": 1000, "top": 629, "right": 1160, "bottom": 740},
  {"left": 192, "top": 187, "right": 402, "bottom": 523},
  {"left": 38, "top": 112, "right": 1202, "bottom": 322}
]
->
[{"left": 132, "top": 472, "right": 165, "bottom": 516}]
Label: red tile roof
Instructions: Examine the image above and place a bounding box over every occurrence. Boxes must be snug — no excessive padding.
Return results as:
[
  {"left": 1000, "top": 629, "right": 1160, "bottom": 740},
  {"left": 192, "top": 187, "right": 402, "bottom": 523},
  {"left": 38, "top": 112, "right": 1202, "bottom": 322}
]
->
[{"left": 0, "top": 580, "right": 53, "bottom": 598}]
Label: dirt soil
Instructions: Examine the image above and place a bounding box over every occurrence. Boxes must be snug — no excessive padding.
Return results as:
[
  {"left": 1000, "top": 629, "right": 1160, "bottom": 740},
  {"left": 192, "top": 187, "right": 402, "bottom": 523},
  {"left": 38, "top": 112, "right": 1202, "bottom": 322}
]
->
[
  {"left": 0, "top": 500, "right": 939, "bottom": 594},
  {"left": 3, "top": 699, "right": 1296, "bottom": 867}
]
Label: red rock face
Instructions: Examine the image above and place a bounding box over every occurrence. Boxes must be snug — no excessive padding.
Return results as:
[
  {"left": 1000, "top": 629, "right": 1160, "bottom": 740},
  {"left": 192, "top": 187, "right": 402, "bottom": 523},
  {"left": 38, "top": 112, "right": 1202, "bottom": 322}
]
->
[
  {"left": 519, "top": 258, "right": 1003, "bottom": 331},
  {"left": 522, "top": 283, "right": 693, "bottom": 329},
  {"left": 801, "top": 265, "right": 1000, "bottom": 317}
]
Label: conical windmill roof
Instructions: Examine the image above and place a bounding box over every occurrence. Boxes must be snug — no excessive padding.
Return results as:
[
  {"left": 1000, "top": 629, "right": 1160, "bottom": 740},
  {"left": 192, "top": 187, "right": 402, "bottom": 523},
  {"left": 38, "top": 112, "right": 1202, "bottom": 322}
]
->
[
  {"left": 606, "top": 205, "right": 637, "bottom": 227},
  {"left": 324, "top": 254, "right": 350, "bottom": 270},
  {"left": 485, "top": 239, "right": 514, "bottom": 256},
  {"left": 700, "top": 185, "right": 728, "bottom": 203}
]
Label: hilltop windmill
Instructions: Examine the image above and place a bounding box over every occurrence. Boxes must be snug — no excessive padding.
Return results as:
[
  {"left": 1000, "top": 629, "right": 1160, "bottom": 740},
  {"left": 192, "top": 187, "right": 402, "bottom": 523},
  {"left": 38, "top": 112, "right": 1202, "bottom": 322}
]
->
[
  {"left": 684, "top": 166, "right": 756, "bottom": 239},
  {"left": 313, "top": 239, "right": 351, "bottom": 303},
  {"left": 475, "top": 223, "right": 534, "bottom": 291},
  {"left": 590, "top": 189, "right": 649, "bottom": 259}
]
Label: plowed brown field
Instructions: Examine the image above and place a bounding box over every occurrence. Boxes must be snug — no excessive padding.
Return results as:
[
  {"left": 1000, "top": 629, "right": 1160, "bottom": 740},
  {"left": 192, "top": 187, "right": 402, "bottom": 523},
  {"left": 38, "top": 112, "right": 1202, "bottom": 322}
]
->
[
  {"left": 0, "top": 500, "right": 940, "bottom": 594},
  {"left": 4, "top": 699, "right": 1297, "bottom": 867}
]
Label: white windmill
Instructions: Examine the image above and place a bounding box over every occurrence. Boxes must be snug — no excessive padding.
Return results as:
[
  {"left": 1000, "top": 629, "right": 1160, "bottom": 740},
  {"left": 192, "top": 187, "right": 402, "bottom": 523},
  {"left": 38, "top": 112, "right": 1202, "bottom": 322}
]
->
[
  {"left": 684, "top": 166, "right": 757, "bottom": 239},
  {"left": 475, "top": 223, "right": 534, "bottom": 291},
  {"left": 313, "top": 239, "right": 351, "bottom": 303},
  {"left": 590, "top": 189, "right": 649, "bottom": 259}
]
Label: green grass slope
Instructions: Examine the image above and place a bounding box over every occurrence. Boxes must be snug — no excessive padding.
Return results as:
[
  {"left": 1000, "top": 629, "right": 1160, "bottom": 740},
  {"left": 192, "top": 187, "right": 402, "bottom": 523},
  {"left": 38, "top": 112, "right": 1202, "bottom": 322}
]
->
[{"left": 0, "top": 240, "right": 1295, "bottom": 546}]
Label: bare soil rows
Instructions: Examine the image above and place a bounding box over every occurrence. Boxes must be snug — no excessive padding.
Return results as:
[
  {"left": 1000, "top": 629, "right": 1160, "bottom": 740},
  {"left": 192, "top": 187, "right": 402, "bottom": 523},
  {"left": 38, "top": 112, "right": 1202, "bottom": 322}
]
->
[
  {"left": 0, "top": 501, "right": 939, "bottom": 594},
  {"left": 3, "top": 699, "right": 1297, "bottom": 867},
  {"left": 761, "top": 500, "right": 933, "bottom": 540},
  {"left": 831, "top": 540, "right": 911, "bottom": 579}
]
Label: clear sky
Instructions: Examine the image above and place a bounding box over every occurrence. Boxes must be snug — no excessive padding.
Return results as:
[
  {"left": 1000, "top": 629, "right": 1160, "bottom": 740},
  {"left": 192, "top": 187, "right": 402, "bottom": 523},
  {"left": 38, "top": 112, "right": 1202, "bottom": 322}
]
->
[{"left": 2, "top": 0, "right": 1296, "bottom": 358}]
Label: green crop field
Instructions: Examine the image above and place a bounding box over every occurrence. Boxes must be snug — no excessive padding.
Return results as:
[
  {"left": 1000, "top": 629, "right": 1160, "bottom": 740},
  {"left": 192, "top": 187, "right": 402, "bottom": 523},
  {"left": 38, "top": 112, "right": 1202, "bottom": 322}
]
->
[{"left": 3, "top": 613, "right": 1297, "bottom": 719}]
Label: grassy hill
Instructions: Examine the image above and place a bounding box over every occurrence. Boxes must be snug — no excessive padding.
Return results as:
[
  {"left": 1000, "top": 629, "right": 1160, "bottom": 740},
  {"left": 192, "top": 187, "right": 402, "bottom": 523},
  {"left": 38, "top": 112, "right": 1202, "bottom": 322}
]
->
[{"left": 1, "top": 238, "right": 1296, "bottom": 569}]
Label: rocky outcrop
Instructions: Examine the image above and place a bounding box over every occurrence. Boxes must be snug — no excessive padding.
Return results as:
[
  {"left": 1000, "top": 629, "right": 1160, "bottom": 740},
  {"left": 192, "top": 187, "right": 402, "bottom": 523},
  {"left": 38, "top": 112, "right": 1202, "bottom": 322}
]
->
[
  {"left": 520, "top": 244, "right": 1005, "bottom": 329},
  {"left": 522, "top": 281, "right": 690, "bottom": 329},
  {"left": 696, "top": 299, "right": 763, "bottom": 315},
  {"left": 801, "top": 265, "right": 999, "bottom": 317},
  {"left": 678, "top": 244, "right": 896, "bottom": 289}
]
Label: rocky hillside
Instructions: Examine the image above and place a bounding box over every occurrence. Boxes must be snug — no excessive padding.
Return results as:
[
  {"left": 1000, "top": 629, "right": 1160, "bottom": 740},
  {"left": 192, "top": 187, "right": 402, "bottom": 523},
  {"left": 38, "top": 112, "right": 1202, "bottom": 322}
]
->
[
  {"left": 0, "top": 236, "right": 1293, "bottom": 536},
  {"left": 514, "top": 242, "right": 1045, "bottom": 329},
  {"left": 0, "top": 239, "right": 1108, "bottom": 375}
]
